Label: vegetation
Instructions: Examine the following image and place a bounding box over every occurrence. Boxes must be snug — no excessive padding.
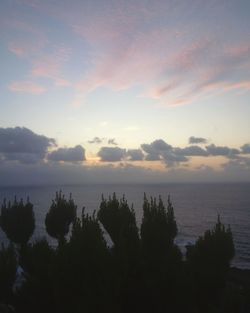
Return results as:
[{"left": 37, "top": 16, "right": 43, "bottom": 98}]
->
[
  {"left": 0, "top": 197, "right": 35, "bottom": 247},
  {"left": 0, "top": 191, "right": 249, "bottom": 313},
  {"left": 45, "top": 191, "right": 77, "bottom": 245}
]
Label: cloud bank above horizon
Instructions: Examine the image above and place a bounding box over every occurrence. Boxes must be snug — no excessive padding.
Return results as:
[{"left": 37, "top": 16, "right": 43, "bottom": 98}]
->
[{"left": 0, "top": 126, "right": 249, "bottom": 186}]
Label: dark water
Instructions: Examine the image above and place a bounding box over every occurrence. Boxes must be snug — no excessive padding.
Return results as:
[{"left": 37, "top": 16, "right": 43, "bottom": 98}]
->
[{"left": 0, "top": 183, "right": 249, "bottom": 269}]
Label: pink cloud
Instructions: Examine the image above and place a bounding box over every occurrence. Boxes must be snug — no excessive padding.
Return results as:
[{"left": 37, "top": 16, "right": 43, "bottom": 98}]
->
[
  {"left": 9, "top": 81, "right": 46, "bottom": 94},
  {"left": 4, "top": 1, "right": 250, "bottom": 108},
  {"left": 31, "top": 46, "right": 71, "bottom": 87},
  {"left": 223, "top": 81, "right": 250, "bottom": 92},
  {"left": 225, "top": 43, "right": 250, "bottom": 59},
  {"left": 8, "top": 42, "right": 27, "bottom": 57},
  {"left": 8, "top": 38, "right": 47, "bottom": 58}
]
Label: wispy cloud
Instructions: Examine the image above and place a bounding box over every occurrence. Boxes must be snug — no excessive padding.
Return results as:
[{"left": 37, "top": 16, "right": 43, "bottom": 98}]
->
[
  {"left": 3, "top": 1, "right": 250, "bottom": 106},
  {"left": 9, "top": 80, "right": 46, "bottom": 94},
  {"left": 31, "top": 46, "right": 71, "bottom": 86}
]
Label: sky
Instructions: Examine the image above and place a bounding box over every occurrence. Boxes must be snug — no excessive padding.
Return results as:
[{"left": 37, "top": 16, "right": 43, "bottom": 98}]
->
[{"left": 0, "top": 0, "right": 250, "bottom": 185}]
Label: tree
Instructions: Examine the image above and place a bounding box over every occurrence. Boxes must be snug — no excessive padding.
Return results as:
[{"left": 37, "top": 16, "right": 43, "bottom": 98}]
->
[
  {"left": 0, "top": 244, "right": 17, "bottom": 304},
  {"left": 140, "top": 194, "right": 182, "bottom": 313},
  {"left": 52, "top": 209, "right": 114, "bottom": 313},
  {"left": 98, "top": 193, "right": 140, "bottom": 255},
  {"left": 16, "top": 239, "right": 55, "bottom": 313},
  {"left": 98, "top": 194, "right": 141, "bottom": 312},
  {"left": 45, "top": 191, "right": 77, "bottom": 245},
  {"left": 0, "top": 197, "right": 35, "bottom": 247},
  {"left": 141, "top": 194, "right": 178, "bottom": 260},
  {"left": 186, "top": 215, "right": 235, "bottom": 309}
]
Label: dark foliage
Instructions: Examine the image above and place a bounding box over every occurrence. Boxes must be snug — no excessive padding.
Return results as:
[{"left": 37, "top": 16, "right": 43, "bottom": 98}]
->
[
  {"left": 0, "top": 197, "right": 35, "bottom": 246},
  {"left": 98, "top": 194, "right": 142, "bottom": 312},
  {"left": 45, "top": 191, "right": 77, "bottom": 243},
  {"left": 98, "top": 193, "right": 140, "bottom": 253},
  {"left": 186, "top": 215, "right": 235, "bottom": 310},
  {"left": 141, "top": 194, "right": 178, "bottom": 259},
  {"left": 52, "top": 209, "right": 115, "bottom": 313},
  {"left": 0, "top": 244, "right": 17, "bottom": 304},
  {"left": 140, "top": 194, "right": 183, "bottom": 313},
  {"left": 1, "top": 191, "right": 247, "bottom": 313},
  {"left": 15, "top": 239, "right": 55, "bottom": 313}
]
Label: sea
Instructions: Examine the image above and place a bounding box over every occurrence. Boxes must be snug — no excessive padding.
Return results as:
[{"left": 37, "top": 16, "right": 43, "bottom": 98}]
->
[{"left": 0, "top": 183, "right": 249, "bottom": 269}]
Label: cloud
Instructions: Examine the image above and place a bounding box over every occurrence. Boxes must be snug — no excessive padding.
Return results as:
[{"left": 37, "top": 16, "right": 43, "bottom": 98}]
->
[
  {"left": 174, "top": 146, "right": 208, "bottom": 156},
  {"left": 108, "top": 138, "right": 118, "bottom": 146},
  {"left": 47, "top": 145, "right": 86, "bottom": 163},
  {"left": 3, "top": 153, "right": 44, "bottom": 164},
  {"left": 241, "top": 143, "right": 250, "bottom": 154},
  {"left": 151, "top": 139, "right": 172, "bottom": 151},
  {"left": 98, "top": 147, "right": 126, "bottom": 162},
  {"left": 189, "top": 136, "right": 207, "bottom": 144},
  {"left": 205, "top": 144, "right": 240, "bottom": 157},
  {"left": 0, "top": 126, "right": 55, "bottom": 155},
  {"left": 8, "top": 81, "right": 46, "bottom": 94},
  {"left": 0, "top": 127, "right": 56, "bottom": 163},
  {"left": 141, "top": 139, "right": 172, "bottom": 158},
  {"left": 161, "top": 151, "right": 188, "bottom": 167},
  {"left": 1, "top": 155, "right": 250, "bottom": 187},
  {"left": 8, "top": 41, "right": 31, "bottom": 57},
  {"left": 3, "top": 2, "right": 250, "bottom": 108},
  {"left": 141, "top": 139, "right": 188, "bottom": 167},
  {"left": 8, "top": 36, "right": 48, "bottom": 58},
  {"left": 31, "top": 46, "right": 71, "bottom": 87},
  {"left": 88, "top": 137, "right": 103, "bottom": 144},
  {"left": 126, "top": 149, "right": 144, "bottom": 161}
]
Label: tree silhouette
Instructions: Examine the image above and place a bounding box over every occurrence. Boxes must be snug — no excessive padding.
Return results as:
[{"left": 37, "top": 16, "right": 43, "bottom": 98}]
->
[
  {"left": 16, "top": 239, "right": 55, "bottom": 313},
  {"left": 98, "top": 194, "right": 141, "bottom": 312},
  {"left": 141, "top": 194, "right": 178, "bottom": 260},
  {"left": 0, "top": 244, "right": 17, "bottom": 304},
  {"left": 0, "top": 191, "right": 245, "bottom": 313},
  {"left": 52, "top": 209, "right": 114, "bottom": 313},
  {"left": 45, "top": 191, "right": 77, "bottom": 245},
  {"left": 0, "top": 197, "right": 35, "bottom": 247},
  {"left": 98, "top": 193, "right": 140, "bottom": 255},
  {"left": 140, "top": 194, "right": 182, "bottom": 313},
  {"left": 186, "top": 215, "right": 235, "bottom": 309}
]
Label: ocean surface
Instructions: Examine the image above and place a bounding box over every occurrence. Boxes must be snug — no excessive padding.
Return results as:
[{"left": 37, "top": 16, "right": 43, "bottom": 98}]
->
[{"left": 0, "top": 183, "right": 249, "bottom": 269}]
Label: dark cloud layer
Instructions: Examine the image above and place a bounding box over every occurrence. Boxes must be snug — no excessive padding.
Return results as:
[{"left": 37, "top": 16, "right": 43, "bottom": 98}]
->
[
  {"left": 175, "top": 146, "right": 208, "bottom": 156},
  {"left": 98, "top": 147, "right": 126, "bottom": 162},
  {"left": 241, "top": 143, "right": 250, "bottom": 154},
  {"left": 205, "top": 144, "right": 240, "bottom": 157},
  {"left": 189, "top": 136, "right": 207, "bottom": 144},
  {"left": 47, "top": 145, "right": 86, "bottom": 162},
  {"left": 0, "top": 127, "right": 55, "bottom": 155},
  {"left": 141, "top": 139, "right": 188, "bottom": 167},
  {"left": 0, "top": 127, "right": 55, "bottom": 163},
  {"left": 126, "top": 149, "right": 144, "bottom": 161},
  {"left": 0, "top": 127, "right": 250, "bottom": 185}
]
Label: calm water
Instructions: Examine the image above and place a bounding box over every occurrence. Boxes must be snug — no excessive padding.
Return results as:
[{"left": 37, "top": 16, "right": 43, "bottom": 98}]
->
[{"left": 0, "top": 183, "right": 249, "bottom": 269}]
